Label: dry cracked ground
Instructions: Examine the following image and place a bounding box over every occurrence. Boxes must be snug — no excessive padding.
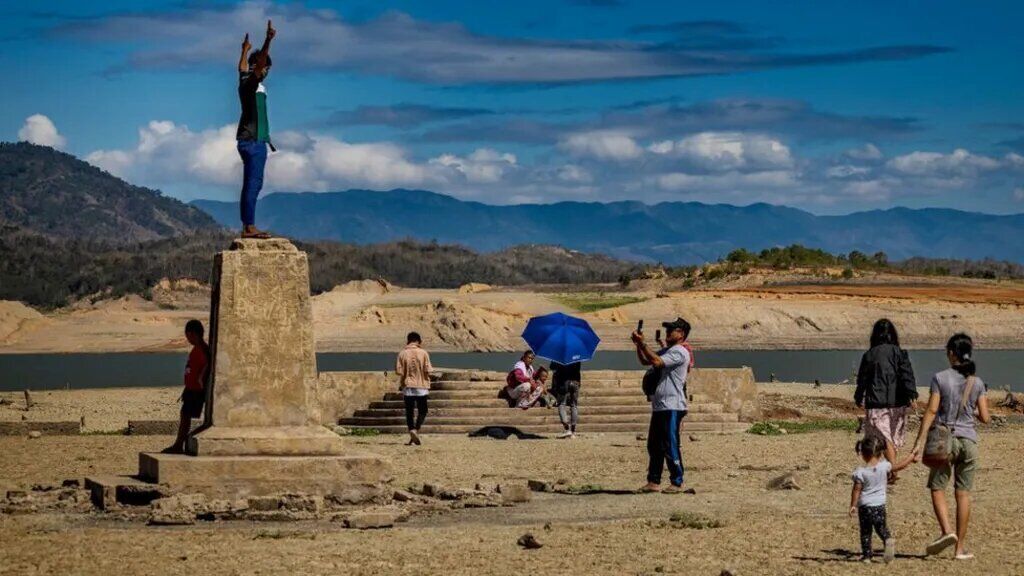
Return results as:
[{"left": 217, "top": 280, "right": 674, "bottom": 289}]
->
[{"left": 2, "top": 423, "right": 1024, "bottom": 576}]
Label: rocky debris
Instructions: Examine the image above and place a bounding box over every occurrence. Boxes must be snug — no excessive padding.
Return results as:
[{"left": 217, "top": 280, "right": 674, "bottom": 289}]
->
[
  {"left": 720, "top": 569, "right": 739, "bottom": 576},
  {"left": 61, "top": 479, "right": 80, "bottom": 488},
  {"left": 392, "top": 489, "right": 417, "bottom": 503},
  {"left": 688, "top": 434, "right": 700, "bottom": 442},
  {"left": 636, "top": 433, "right": 647, "bottom": 441},
  {"left": 767, "top": 473, "right": 801, "bottom": 491},
  {"left": 331, "top": 425, "right": 351, "bottom": 436},
  {"left": 245, "top": 493, "right": 323, "bottom": 520},
  {"left": 27, "top": 430, "right": 42, "bottom": 439},
  {"left": 116, "top": 484, "right": 169, "bottom": 507},
  {"left": 498, "top": 483, "right": 532, "bottom": 503},
  {"left": 149, "top": 494, "right": 204, "bottom": 526},
  {"left": 343, "top": 507, "right": 407, "bottom": 530},
  {"left": 527, "top": 479, "right": 553, "bottom": 492},
  {"left": 517, "top": 533, "right": 543, "bottom": 550},
  {"left": 997, "top": 391, "right": 1024, "bottom": 413},
  {"left": 683, "top": 488, "right": 697, "bottom": 495}
]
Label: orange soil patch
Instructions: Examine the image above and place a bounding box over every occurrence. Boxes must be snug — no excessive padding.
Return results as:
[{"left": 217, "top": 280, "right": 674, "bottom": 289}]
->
[{"left": 733, "top": 283, "right": 1024, "bottom": 305}]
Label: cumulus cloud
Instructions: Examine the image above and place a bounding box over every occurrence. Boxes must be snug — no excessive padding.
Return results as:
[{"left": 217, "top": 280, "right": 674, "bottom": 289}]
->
[
  {"left": 83, "top": 120, "right": 524, "bottom": 199},
  {"left": 429, "top": 149, "right": 517, "bottom": 183},
  {"left": 887, "top": 148, "right": 1001, "bottom": 177},
  {"left": 560, "top": 131, "right": 643, "bottom": 161},
  {"left": 324, "top": 103, "right": 495, "bottom": 128},
  {"left": 17, "top": 114, "right": 66, "bottom": 149},
  {"left": 653, "top": 170, "right": 799, "bottom": 192},
  {"left": 56, "top": 2, "right": 948, "bottom": 85},
  {"left": 647, "top": 132, "right": 793, "bottom": 171}
]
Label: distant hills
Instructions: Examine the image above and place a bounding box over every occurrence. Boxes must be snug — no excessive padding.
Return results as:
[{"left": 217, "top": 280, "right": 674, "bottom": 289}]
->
[
  {"left": 0, "top": 142, "right": 220, "bottom": 243},
  {"left": 194, "top": 190, "right": 1024, "bottom": 265}
]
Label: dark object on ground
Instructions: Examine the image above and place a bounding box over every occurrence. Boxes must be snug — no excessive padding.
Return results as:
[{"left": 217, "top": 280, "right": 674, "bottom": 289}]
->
[
  {"left": 23, "top": 390, "right": 33, "bottom": 410},
  {"left": 683, "top": 487, "right": 697, "bottom": 494},
  {"left": 517, "top": 533, "right": 543, "bottom": 549},
  {"left": 468, "top": 426, "right": 545, "bottom": 440}
]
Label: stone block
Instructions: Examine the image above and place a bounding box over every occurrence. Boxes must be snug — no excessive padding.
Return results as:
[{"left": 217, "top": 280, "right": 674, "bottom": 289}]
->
[
  {"left": 188, "top": 426, "right": 345, "bottom": 457},
  {"left": 498, "top": 483, "right": 531, "bottom": 503},
  {"left": 85, "top": 475, "right": 163, "bottom": 510}
]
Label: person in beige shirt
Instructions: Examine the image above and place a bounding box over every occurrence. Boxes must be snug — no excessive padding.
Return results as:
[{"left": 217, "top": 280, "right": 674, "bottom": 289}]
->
[{"left": 396, "top": 332, "right": 433, "bottom": 445}]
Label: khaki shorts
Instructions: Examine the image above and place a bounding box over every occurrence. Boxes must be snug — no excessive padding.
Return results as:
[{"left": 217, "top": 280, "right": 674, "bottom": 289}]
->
[{"left": 927, "top": 436, "right": 979, "bottom": 491}]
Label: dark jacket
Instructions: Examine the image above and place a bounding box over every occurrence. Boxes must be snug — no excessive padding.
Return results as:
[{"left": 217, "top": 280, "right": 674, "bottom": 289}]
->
[
  {"left": 854, "top": 344, "right": 918, "bottom": 409},
  {"left": 550, "top": 361, "right": 582, "bottom": 394}
]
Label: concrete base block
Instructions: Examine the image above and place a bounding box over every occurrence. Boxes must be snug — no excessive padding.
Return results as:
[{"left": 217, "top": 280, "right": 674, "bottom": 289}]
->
[
  {"left": 187, "top": 425, "right": 346, "bottom": 456},
  {"left": 138, "top": 452, "right": 391, "bottom": 499}
]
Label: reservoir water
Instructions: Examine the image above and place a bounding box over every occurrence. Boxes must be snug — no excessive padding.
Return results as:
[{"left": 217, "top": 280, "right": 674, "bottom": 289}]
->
[{"left": 1, "top": 350, "right": 1022, "bottom": 392}]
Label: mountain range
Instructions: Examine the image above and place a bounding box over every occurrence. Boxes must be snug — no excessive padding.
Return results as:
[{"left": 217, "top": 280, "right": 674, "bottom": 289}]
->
[
  {"left": 0, "top": 142, "right": 219, "bottom": 243},
  {"left": 194, "top": 190, "right": 1024, "bottom": 264}
]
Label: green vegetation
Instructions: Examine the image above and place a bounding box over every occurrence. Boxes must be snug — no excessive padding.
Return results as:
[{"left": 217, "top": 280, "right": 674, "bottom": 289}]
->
[
  {"left": 668, "top": 511, "right": 723, "bottom": 529},
  {"left": 554, "top": 293, "right": 646, "bottom": 313},
  {"left": 348, "top": 428, "right": 381, "bottom": 437},
  {"left": 748, "top": 419, "right": 858, "bottom": 436}
]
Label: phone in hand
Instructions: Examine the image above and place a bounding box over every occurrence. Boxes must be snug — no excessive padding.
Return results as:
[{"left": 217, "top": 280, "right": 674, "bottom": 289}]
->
[
  {"left": 655, "top": 329, "right": 661, "bottom": 342},
  {"left": 637, "top": 319, "right": 644, "bottom": 333}
]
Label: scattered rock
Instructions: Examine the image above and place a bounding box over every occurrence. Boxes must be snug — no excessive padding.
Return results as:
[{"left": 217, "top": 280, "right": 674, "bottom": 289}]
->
[
  {"left": 517, "top": 533, "right": 543, "bottom": 549},
  {"left": 6, "top": 490, "right": 28, "bottom": 502},
  {"left": 683, "top": 488, "right": 697, "bottom": 495},
  {"left": 331, "top": 425, "right": 351, "bottom": 436},
  {"left": 31, "top": 483, "right": 57, "bottom": 492},
  {"left": 720, "top": 569, "right": 738, "bottom": 576},
  {"left": 27, "top": 431, "right": 42, "bottom": 439},
  {"left": 688, "top": 435, "right": 700, "bottom": 442},
  {"left": 543, "top": 522, "right": 552, "bottom": 531},
  {"left": 636, "top": 433, "right": 647, "bottom": 442},
  {"left": 344, "top": 510, "right": 402, "bottom": 530},
  {"left": 767, "top": 473, "right": 801, "bottom": 491},
  {"left": 392, "top": 489, "right": 416, "bottom": 503},
  {"left": 149, "top": 494, "right": 206, "bottom": 526},
  {"left": 498, "top": 484, "right": 532, "bottom": 503},
  {"left": 527, "top": 479, "right": 553, "bottom": 492},
  {"left": 61, "top": 479, "right": 80, "bottom": 488},
  {"left": 247, "top": 495, "right": 283, "bottom": 512},
  {"left": 421, "top": 484, "right": 445, "bottom": 498}
]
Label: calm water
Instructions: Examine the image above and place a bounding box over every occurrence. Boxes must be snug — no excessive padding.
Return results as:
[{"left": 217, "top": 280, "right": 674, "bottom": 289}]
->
[{"left": 1, "top": 350, "right": 1022, "bottom": 392}]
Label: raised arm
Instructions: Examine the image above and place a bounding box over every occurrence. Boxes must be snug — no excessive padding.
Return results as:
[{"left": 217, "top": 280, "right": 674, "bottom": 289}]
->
[
  {"left": 631, "top": 331, "right": 664, "bottom": 368},
  {"left": 238, "top": 33, "right": 251, "bottom": 73},
  {"left": 250, "top": 20, "right": 276, "bottom": 77}
]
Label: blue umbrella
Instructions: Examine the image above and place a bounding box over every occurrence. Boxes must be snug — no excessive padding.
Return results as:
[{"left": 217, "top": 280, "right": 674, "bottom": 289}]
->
[{"left": 521, "top": 312, "right": 601, "bottom": 364}]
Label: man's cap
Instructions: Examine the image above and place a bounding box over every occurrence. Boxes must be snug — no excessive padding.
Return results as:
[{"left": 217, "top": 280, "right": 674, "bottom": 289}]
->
[{"left": 661, "top": 317, "right": 691, "bottom": 332}]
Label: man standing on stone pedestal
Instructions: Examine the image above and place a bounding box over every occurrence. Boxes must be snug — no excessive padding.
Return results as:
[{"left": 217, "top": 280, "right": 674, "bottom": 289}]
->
[
  {"left": 396, "top": 332, "right": 433, "bottom": 446},
  {"left": 236, "top": 19, "right": 276, "bottom": 239}
]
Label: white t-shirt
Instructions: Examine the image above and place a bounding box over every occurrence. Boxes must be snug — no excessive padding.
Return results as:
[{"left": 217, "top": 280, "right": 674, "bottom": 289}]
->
[{"left": 852, "top": 460, "right": 891, "bottom": 507}]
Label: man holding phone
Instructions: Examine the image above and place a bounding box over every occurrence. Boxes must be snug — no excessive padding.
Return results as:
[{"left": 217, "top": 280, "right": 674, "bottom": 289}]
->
[{"left": 632, "top": 317, "right": 692, "bottom": 493}]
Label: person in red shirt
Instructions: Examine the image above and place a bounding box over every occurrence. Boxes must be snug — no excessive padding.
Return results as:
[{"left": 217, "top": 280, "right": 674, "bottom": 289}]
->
[{"left": 162, "top": 320, "right": 211, "bottom": 454}]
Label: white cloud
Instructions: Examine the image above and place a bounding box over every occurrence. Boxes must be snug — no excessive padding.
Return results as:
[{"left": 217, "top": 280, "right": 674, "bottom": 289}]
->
[
  {"left": 84, "top": 120, "right": 529, "bottom": 199},
  {"left": 826, "top": 165, "right": 872, "bottom": 179},
  {"left": 654, "top": 169, "right": 799, "bottom": 192},
  {"left": 556, "top": 164, "right": 593, "bottom": 184},
  {"left": 559, "top": 131, "right": 643, "bottom": 161},
  {"left": 429, "top": 148, "right": 517, "bottom": 183},
  {"left": 887, "top": 148, "right": 1000, "bottom": 177},
  {"left": 648, "top": 132, "right": 792, "bottom": 171},
  {"left": 17, "top": 114, "right": 66, "bottom": 149},
  {"left": 844, "top": 143, "right": 882, "bottom": 161},
  {"left": 1014, "top": 187, "right": 1024, "bottom": 202}
]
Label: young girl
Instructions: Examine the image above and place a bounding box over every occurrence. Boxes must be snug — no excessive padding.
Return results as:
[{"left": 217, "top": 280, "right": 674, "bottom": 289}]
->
[{"left": 849, "top": 435, "right": 912, "bottom": 562}]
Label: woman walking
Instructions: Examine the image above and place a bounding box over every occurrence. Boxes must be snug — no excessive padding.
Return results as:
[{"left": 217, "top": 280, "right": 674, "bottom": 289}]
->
[
  {"left": 911, "top": 333, "right": 990, "bottom": 559},
  {"left": 854, "top": 319, "right": 918, "bottom": 478}
]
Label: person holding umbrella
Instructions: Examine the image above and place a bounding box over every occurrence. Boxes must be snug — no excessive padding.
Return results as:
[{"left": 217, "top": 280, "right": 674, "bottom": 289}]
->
[
  {"left": 520, "top": 312, "right": 601, "bottom": 428},
  {"left": 632, "top": 317, "right": 692, "bottom": 493}
]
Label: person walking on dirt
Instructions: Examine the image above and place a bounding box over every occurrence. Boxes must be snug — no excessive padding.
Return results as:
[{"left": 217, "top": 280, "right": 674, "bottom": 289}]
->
[
  {"left": 855, "top": 319, "right": 918, "bottom": 481},
  {"left": 551, "top": 360, "right": 581, "bottom": 438},
  {"left": 396, "top": 332, "right": 433, "bottom": 445},
  {"left": 633, "top": 317, "right": 691, "bottom": 493}
]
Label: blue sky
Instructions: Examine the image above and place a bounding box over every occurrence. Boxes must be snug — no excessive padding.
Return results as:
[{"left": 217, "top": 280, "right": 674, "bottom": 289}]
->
[{"left": 3, "top": 0, "right": 1023, "bottom": 213}]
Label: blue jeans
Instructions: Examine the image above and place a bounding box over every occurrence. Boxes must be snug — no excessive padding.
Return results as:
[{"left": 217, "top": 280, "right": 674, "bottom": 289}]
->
[
  {"left": 647, "top": 409, "right": 686, "bottom": 486},
  {"left": 237, "top": 140, "right": 268, "bottom": 226}
]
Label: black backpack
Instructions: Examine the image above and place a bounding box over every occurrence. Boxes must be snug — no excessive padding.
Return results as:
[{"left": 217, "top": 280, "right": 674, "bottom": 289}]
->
[{"left": 641, "top": 367, "right": 662, "bottom": 397}]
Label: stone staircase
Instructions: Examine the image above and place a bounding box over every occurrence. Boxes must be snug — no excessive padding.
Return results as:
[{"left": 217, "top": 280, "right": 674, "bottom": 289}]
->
[{"left": 339, "top": 373, "right": 750, "bottom": 435}]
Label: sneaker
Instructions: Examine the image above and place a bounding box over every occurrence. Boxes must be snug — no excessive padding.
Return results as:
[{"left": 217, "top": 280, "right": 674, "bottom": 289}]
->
[
  {"left": 884, "top": 538, "right": 895, "bottom": 563},
  {"left": 955, "top": 552, "right": 975, "bottom": 561},
  {"left": 662, "top": 484, "right": 684, "bottom": 494},
  {"left": 926, "top": 534, "right": 958, "bottom": 556},
  {"left": 410, "top": 430, "right": 422, "bottom": 446},
  {"left": 557, "top": 431, "right": 573, "bottom": 439},
  {"left": 861, "top": 556, "right": 873, "bottom": 563}
]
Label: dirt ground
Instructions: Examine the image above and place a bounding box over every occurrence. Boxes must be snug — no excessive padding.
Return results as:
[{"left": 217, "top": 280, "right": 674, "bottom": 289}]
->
[
  {"left": 3, "top": 278, "right": 1024, "bottom": 353},
  {"left": 2, "top": 387, "right": 1024, "bottom": 575}
]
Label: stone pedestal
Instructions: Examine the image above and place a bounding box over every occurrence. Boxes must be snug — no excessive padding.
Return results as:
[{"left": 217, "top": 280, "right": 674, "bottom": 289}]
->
[{"left": 139, "top": 238, "right": 389, "bottom": 498}]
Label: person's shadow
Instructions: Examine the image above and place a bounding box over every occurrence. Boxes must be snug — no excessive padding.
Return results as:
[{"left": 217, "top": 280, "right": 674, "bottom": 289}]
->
[{"left": 793, "top": 548, "right": 928, "bottom": 562}]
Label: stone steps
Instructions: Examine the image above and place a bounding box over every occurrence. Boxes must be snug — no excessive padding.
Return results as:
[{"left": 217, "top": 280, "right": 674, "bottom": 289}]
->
[
  {"left": 430, "top": 379, "right": 629, "bottom": 391},
  {"left": 382, "top": 389, "right": 712, "bottom": 401},
  {"left": 343, "top": 422, "right": 751, "bottom": 435},
  {"left": 359, "top": 403, "right": 725, "bottom": 415},
  {"left": 341, "top": 411, "right": 738, "bottom": 427}
]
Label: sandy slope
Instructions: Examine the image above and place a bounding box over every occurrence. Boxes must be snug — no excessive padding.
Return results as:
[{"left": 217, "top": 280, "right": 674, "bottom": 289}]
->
[{"left": 3, "top": 278, "right": 1024, "bottom": 353}]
